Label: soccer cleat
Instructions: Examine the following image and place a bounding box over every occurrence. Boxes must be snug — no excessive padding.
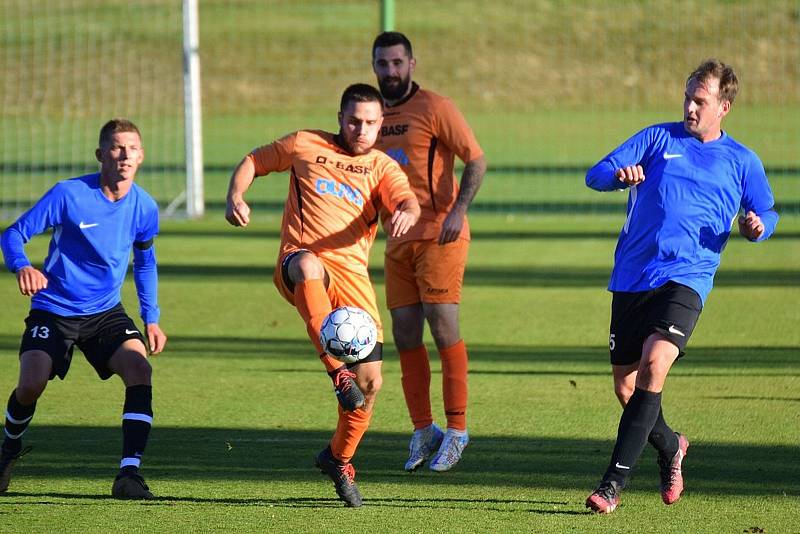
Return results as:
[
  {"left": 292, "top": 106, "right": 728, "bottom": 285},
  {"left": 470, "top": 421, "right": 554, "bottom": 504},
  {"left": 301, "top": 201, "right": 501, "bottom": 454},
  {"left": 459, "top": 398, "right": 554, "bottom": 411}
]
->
[
  {"left": 429, "top": 428, "right": 469, "bottom": 472},
  {"left": 111, "top": 472, "right": 155, "bottom": 500},
  {"left": 404, "top": 423, "right": 444, "bottom": 472},
  {"left": 0, "top": 444, "right": 32, "bottom": 493},
  {"left": 586, "top": 480, "right": 621, "bottom": 514},
  {"left": 315, "top": 446, "right": 363, "bottom": 507},
  {"left": 658, "top": 433, "right": 689, "bottom": 505},
  {"left": 330, "top": 366, "right": 365, "bottom": 412}
]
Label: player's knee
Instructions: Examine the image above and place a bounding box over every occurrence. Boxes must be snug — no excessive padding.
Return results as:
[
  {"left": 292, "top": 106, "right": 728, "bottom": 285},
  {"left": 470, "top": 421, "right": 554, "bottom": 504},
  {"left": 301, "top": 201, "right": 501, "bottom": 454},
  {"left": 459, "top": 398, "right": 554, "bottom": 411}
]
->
[
  {"left": 392, "top": 325, "right": 423, "bottom": 350},
  {"left": 392, "top": 316, "right": 424, "bottom": 349},
  {"left": 16, "top": 379, "right": 47, "bottom": 404},
  {"left": 429, "top": 323, "right": 460, "bottom": 349},
  {"left": 135, "top": 357, "right": 153, "bottom": 383},
  {"left": 119, "top": 355, "right": 152, "bottom": 385},
  {"left": 635, "top": 359, "right": 670, "bottom": 392},
  {"left": 361, "top": 373, "right": 383, "bottom": 399},
  {"left": 288, "top": 252, "right": 325, "bottom": 281}
]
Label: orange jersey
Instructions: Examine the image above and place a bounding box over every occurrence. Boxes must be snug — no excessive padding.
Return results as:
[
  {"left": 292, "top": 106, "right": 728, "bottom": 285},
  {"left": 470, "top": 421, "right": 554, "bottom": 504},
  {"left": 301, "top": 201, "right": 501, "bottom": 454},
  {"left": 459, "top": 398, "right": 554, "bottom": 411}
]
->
[
  {"left": 375, "top": 83, "right": 484, "bottom": 242},
  {"left": 249, "top": 129, "right": 415, "bottom": 276}
]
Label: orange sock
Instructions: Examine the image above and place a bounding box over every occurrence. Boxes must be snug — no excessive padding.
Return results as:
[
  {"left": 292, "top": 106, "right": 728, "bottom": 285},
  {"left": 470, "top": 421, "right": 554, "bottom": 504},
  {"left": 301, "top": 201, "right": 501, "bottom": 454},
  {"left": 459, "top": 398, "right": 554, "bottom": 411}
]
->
[
  {"left": 330, "top": 405, "right": 372, "bottom": 463},
  {"left": 294, "top": 279, "right": 340, "bottom": 372},
  {"left": 399, "top": 345, "right": 433, "bottom": 430},
  {"left": 439, "top": 339, "right": 468, "bottom": 431}
]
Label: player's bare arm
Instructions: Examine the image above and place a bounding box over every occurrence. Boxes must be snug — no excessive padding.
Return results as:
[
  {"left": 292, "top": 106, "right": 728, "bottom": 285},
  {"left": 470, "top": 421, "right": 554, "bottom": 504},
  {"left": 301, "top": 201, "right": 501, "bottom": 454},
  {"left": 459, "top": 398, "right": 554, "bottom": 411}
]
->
[
  {"left": 738, "top": 210, "right": 766, "bottom": 240},
  {"left": 15, "top": 265, "right": 48, "bottom": 297},
  {"left": 225, "top": 156, "right": 257, "bottom": 227},
  {"left": 145, "top": 323, "right": 167, "bottom": 355},
  {"left": 615, "top": 165, "right": 645, "bottom": 186},
  {"left": 390, "top": 198, "right": 421, "bottom": 238},
  {"left": 439, "top": 155, "right": 487, "bottom": 244}
]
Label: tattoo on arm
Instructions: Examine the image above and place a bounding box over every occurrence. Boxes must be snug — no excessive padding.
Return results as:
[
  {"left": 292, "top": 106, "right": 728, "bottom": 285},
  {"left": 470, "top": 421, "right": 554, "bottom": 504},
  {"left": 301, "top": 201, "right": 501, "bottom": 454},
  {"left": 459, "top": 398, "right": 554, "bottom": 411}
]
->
[{"left": 455, "top": 157, "right": 487, "bottom": 210}]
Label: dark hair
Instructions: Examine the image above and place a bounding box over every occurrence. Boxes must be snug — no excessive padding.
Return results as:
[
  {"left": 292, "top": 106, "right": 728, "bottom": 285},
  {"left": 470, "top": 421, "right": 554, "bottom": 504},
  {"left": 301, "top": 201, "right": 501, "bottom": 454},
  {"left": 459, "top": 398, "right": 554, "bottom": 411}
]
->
[
  {"left": 687, "top": 59, "right": 739, "bottom": 104},
  {"left": 372, "top": 31, "right": 413, "bottom": 59},
  {"left": 339, "top": 83, "right": 384, "bottom": 112},
  {"left": 99, "top": 118, "right": 141, "bottom": 147}
]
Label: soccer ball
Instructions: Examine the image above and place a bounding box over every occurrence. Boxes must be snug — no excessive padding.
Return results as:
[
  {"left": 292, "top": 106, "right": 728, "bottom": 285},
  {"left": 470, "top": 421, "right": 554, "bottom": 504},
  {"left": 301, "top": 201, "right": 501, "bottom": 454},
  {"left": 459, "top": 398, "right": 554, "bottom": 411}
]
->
[{"left": 319, "top": 306, "right": 377, "bottom": 364}]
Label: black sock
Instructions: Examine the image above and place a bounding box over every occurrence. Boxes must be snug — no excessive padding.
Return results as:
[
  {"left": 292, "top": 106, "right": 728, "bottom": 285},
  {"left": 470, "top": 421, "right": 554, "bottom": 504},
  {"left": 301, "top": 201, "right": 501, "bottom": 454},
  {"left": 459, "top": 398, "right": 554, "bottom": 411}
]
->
[
  {"left": 121, "top": 385, "right": 152, "bottom": 471},
  {"left": 603, "top": 387, "right": 663, "bottom": 487},
  {"left": 3, "top": 389, "right": 36, "bottom": 454},
  {"left": 648, "top": 408, "right": 679, "bottom": 460}
]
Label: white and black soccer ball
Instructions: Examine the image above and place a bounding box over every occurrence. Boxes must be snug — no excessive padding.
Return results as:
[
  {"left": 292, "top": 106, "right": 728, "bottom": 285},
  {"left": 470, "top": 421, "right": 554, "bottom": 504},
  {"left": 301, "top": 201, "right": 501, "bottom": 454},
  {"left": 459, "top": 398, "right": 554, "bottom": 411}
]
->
[{"left": 319, "top": 306, "right": 377, "bottom": 364}]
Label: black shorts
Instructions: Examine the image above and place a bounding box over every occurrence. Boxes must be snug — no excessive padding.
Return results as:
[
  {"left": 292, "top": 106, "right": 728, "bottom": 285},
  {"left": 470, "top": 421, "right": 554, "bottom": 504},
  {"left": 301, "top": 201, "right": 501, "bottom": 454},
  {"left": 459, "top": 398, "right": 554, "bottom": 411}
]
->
[
  {"left": 609, "top": 282, "right": 703, "bottom": 366},
  {"left": 346, "top": 341, "right": 383, "bottom": 368},
  {"left": 19, "top": 304, "right": 145, "bottom": 380}
]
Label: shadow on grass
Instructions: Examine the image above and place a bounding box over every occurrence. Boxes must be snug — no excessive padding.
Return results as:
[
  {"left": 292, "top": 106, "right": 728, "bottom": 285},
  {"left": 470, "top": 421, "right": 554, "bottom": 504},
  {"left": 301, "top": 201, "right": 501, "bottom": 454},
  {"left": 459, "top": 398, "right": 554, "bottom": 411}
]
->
[
  {"left": 1, "top": 491, "right": 582, "bottom": 514},
  {"left": 2, "top": 426, "right": 798, "bottom": 505},
  {"left": 0, "top": 335, "right": 796, "bottom": 375},
  {"left": 149, "top": 263, "right": 800, "bottom": 288}
]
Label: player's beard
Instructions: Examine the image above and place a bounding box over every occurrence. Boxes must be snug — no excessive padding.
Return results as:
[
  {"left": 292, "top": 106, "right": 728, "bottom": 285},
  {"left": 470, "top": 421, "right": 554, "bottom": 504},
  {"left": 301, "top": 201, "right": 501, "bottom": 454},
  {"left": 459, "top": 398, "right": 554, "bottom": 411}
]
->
[{"left": 378, "top": 74, "right": 411, "bottom": 101}]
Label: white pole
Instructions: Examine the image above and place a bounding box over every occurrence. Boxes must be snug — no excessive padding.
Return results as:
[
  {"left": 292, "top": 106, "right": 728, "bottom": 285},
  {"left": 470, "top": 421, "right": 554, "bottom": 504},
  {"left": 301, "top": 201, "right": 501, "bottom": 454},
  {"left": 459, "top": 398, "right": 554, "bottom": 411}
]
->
[{"left": 183, "top": 0, "right": 204, "bottom": 218}]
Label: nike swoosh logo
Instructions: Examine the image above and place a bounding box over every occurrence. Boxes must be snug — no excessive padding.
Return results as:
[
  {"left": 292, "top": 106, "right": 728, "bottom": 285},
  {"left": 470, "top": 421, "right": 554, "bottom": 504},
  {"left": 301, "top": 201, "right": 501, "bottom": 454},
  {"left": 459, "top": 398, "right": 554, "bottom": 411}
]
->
[
  {"left": 663, "top": 153, "right": 683, "bottom": 160},
  {"left": 615, "top": 462, "right": 630, "bottom": 470},
  {"left": 668, "top": 325, "right": 686, "bottom": 337},
  {"left": 79, "top": 222, "right": 99, "bottom": 229},
  {"left": 125, "top": 329, "right": 140, "bottom": 335}
]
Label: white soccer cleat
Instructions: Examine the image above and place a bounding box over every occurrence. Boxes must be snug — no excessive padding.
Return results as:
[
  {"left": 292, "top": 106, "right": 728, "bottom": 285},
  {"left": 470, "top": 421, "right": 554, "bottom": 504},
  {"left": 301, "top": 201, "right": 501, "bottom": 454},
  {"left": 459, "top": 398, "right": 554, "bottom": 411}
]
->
[
  {"left": 404, "top": 423, "right": 444, "bottom": 472},
  {"left": 429, "top": 428, "right": 469, "bottom": 472}
]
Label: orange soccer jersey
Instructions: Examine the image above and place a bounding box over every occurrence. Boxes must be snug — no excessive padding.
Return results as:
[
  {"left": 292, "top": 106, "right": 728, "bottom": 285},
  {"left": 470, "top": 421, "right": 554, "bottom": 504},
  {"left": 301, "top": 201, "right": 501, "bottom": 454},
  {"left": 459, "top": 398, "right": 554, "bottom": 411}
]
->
[
  {"left": 249, "top": 129, "right": 416, "bottom": 276},
  {"left": 375, "top": 83, "right": 484, "bottom": 242}
]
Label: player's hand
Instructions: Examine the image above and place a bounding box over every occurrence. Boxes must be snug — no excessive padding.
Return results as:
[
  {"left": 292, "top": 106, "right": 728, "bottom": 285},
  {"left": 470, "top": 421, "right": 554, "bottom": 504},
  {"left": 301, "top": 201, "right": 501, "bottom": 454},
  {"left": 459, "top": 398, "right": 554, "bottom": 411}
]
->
[
  {"left": 438, "top": 205, "right": 466, "bottom": 245},
  {"left": 15, "top": 266, "right": 48, "bottom": 297},
  {"left": 390, "top": 200, "right": 420, "bottom": 238},
  {"left": 615, "top": 165, "right": 645, "bottom": 186},
  {"left": 145, "top": 323, "right": 167, "bottom": 355},
  {"left": 738, "top": 211, "right": 765, "bottom": 240},
  {"left": 226, "top": 197, "right": 251, "bottom": 227}
]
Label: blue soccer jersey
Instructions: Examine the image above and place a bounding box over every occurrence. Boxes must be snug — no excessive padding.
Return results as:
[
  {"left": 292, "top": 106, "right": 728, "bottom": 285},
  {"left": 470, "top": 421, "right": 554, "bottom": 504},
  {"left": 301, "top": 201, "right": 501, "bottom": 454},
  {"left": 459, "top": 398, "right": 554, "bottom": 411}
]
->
[
  {"left": 586, "top": 122, "right": 778, "bottom": 304},
  {"left": 1, "top": 173, "right": 161, "bottom": 323}
]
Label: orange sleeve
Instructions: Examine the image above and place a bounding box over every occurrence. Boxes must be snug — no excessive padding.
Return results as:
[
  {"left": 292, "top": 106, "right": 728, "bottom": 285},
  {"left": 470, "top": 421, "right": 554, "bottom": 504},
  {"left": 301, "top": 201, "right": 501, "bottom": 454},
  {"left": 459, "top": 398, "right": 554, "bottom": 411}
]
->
[
  {"left": 377, "top": 156, "right": 416, "bottom": 213},
  {"left": 248, "top": 132, "right": 297, "bottom": 176},
  {"left": 433, "top": 98, "right": 484, "bottom": 164}
]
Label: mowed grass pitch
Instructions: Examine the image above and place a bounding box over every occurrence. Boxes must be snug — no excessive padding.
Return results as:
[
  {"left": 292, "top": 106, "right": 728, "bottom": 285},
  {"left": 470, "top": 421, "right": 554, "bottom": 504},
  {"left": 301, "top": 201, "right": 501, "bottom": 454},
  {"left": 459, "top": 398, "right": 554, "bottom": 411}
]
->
[{"left": 0, "top": 213, "right": 798, "bottom": 533}]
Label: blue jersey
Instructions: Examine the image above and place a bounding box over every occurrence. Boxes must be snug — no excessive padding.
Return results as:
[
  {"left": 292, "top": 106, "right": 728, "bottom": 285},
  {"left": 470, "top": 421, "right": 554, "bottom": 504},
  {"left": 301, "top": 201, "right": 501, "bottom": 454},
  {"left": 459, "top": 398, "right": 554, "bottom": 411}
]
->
[
  {"left": 1, "top": 173, "right": 161, "bottom": 323},
  {"left": 586, "top": 122, "right": 778, "bottom": 304}
]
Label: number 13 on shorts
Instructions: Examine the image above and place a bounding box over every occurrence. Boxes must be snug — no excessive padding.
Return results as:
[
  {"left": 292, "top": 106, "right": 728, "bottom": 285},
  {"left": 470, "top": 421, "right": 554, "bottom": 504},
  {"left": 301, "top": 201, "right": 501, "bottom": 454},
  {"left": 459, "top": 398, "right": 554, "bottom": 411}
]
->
[{"left": 31, "top": 325, "right": 50, "bottom": 339}]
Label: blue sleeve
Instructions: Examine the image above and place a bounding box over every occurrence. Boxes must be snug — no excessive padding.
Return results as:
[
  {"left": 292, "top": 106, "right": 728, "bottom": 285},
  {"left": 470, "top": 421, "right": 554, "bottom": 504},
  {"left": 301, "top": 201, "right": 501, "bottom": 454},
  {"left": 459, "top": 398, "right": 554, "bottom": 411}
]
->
[
  {"left": 133, "top": 244, "right": 160, "bottom": 324},
  {"left": 133, "top": 198, "right": 160, "bottom": 323},
  {"left": 0, "top": 185, "right": 64, "bottom": 272},
  {"left": 741, "top": 153, "right": 778, "bottom": 242},
  {"left": 586, "top": 126, "right": 658, "bottom": 191}
]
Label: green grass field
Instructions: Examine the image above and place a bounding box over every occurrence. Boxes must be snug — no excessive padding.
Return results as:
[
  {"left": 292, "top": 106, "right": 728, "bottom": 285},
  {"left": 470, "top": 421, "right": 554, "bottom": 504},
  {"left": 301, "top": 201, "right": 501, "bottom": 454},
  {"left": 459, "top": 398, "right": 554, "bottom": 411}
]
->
[
  {"left": 0, "top": 213, "right": 798, "bottom": 533},
  {"left": 1, "top": 1, "right": 799, "bottom": 531}
]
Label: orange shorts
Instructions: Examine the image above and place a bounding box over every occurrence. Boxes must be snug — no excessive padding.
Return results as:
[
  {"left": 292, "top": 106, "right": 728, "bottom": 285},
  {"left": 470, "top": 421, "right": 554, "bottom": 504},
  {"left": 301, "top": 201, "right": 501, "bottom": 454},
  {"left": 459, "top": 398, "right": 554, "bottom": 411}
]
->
[
  {"left": 384, "top": 238, "right": 469, "bottom": 309},
  {"left": 274, "top": 250, "right": 384, "bottom": 341}
]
